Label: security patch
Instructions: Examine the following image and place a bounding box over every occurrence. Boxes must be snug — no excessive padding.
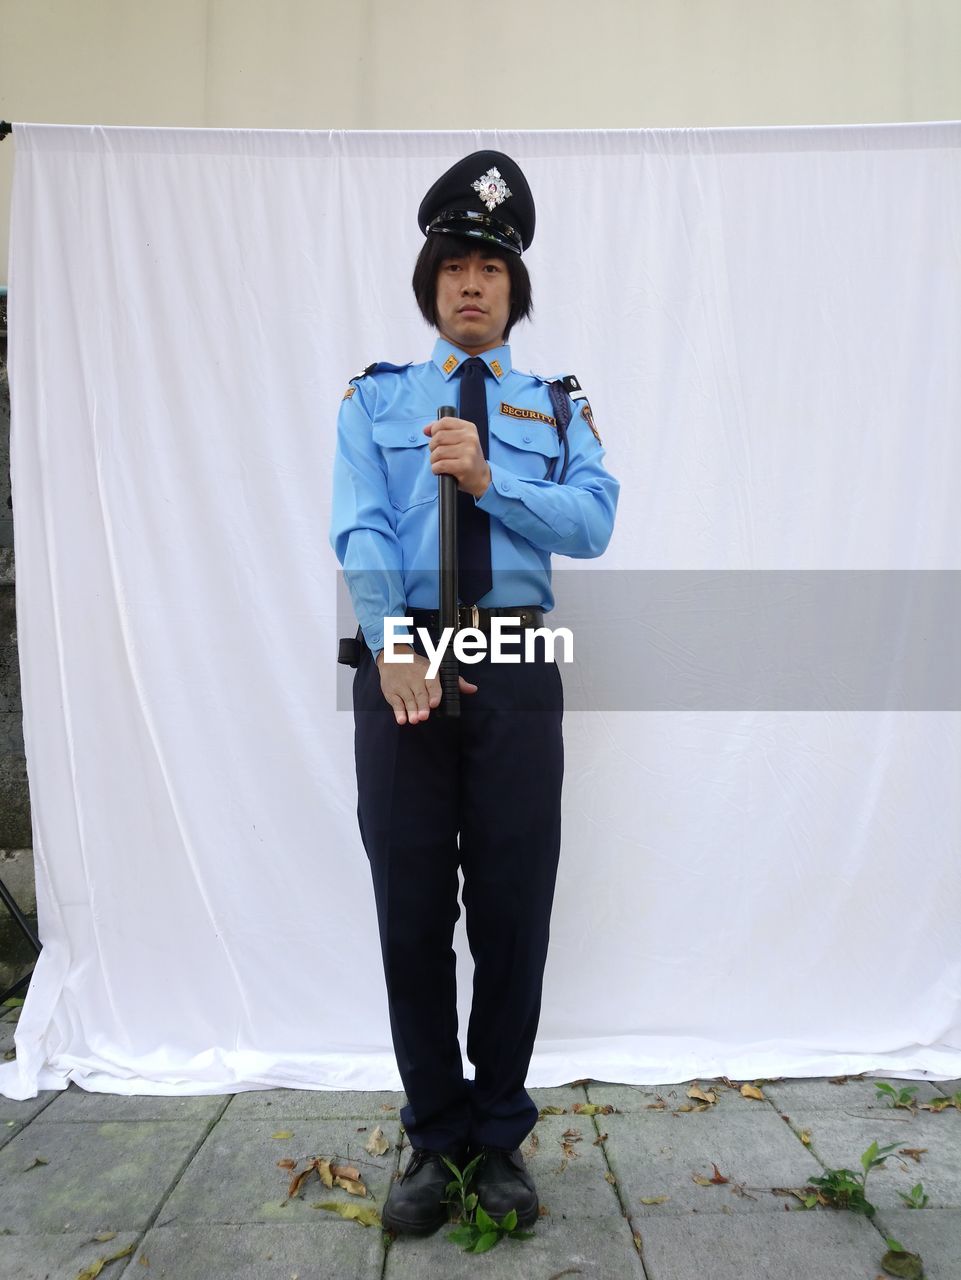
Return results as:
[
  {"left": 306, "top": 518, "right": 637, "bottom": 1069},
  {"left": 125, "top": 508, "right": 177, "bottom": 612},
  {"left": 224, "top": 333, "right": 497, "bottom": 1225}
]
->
[
  {"left": 583, "top": 401, "right": 602, "bottom": 444},
  {"left": 500, "top": 402, "right": 556, "bottom": 428}
]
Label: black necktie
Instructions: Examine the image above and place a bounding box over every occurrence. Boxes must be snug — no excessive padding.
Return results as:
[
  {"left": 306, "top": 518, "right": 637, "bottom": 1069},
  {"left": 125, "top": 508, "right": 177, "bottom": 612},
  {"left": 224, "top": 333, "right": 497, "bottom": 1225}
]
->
[{"left": 457, "top": 357, "right": 493, "bottom": 604}]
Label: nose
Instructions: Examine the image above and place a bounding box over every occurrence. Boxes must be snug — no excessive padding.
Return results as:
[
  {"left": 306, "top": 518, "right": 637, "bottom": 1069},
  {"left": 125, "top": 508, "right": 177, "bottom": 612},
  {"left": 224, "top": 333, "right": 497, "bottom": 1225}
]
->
[{"left": 460, "top": 263, "right": 483, "bottom": 294}]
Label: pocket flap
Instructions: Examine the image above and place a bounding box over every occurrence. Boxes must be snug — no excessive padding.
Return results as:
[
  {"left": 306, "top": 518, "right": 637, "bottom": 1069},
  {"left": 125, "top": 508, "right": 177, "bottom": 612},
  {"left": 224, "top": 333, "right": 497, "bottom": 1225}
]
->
[
  {"left": 490, "top": 415, "right": 560, "bottom": 458},
  {"left": 372, "top": 421, "right": 429, "bottom": 449}
]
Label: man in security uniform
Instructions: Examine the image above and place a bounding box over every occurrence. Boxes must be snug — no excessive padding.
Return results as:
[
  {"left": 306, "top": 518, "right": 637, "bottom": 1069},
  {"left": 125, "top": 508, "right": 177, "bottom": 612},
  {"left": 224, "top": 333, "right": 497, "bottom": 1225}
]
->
[{"left": 330, "top": 151, "right": 619, "bottom": 1234}]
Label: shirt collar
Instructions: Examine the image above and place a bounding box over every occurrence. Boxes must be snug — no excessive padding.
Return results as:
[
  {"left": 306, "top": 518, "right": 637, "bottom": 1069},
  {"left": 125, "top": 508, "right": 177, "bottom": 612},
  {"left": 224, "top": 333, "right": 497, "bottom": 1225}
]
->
[{"left": 431, "top": 337, "right": 512, "bottom": 383}]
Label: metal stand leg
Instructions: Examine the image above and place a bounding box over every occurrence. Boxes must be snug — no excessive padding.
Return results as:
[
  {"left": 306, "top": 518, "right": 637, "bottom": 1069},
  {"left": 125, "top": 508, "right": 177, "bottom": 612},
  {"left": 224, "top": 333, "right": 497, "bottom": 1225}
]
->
[{"left": 0, "top": 873, "right": 40, "bottom": 1005}]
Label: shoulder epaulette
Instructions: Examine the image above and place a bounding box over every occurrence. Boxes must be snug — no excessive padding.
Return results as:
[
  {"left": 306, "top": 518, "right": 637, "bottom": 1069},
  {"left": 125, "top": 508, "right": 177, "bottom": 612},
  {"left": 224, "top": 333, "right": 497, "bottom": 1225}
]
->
[
  {"left": 542, "top": 373, "right": 601, "bottom": 445},
  {"left": 342, "top": 361, "right": 413, "bottom": 402},
  {"left": 560, "top": 374, "right": 587, "bottom": 404},
  {"left": 350, "top": 361, "right": 412, "bottom": 382}
]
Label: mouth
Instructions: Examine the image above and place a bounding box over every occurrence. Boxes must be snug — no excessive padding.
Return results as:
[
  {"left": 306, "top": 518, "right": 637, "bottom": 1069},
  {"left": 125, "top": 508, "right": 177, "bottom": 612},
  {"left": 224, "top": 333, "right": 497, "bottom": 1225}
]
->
[{"left": 458, "top": 306, "right": 486, "bottom": 317}]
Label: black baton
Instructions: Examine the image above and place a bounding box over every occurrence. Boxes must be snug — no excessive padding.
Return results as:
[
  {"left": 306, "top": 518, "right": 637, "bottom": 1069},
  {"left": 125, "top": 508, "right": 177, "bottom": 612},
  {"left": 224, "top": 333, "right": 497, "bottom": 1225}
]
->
[{"left": 437, "top": 405, "right": 460, "bottom": 717}]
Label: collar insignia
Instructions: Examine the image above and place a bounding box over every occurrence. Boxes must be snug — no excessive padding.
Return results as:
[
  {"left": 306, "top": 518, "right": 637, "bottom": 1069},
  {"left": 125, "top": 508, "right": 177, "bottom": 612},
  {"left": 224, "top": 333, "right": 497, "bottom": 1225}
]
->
[
  {"left": 443, "top": 353, "right": 459, "bottom": 374},
  {"left": 472, "top": 167, "right": 512, "bottom": 212},
  {"left": 490, "top": 359, "right": 504, "bottom": 378}
]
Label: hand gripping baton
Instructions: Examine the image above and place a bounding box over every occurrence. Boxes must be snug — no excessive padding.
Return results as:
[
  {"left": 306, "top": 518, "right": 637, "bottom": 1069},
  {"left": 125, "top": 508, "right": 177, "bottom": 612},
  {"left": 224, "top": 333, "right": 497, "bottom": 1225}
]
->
[{"left": 436, "top": 405, "right": 460, "bottom": 717}]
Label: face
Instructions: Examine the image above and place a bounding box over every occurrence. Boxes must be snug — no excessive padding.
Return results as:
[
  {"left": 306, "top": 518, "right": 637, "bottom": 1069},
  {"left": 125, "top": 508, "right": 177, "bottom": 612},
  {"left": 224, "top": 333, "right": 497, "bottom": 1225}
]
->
[{"left": 434, "top": 249, "right": 512, "bottom": 355}]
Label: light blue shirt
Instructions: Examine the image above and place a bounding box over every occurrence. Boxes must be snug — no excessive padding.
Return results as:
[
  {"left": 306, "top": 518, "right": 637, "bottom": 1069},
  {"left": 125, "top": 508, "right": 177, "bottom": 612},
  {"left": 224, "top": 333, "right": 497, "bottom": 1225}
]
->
[{"left": 330, "top": 336, "right": 620, "bottom": 655}]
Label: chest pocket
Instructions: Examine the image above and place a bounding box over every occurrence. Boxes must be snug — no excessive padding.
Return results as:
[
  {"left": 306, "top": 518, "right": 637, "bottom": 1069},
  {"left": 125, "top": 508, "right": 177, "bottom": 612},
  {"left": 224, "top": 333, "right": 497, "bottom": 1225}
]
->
[
  {"left": 372, "top": 420, "right": 435, "bottom": 511},
  {"left": 490, "top": 414, "right": 560, "bottom": 480}
]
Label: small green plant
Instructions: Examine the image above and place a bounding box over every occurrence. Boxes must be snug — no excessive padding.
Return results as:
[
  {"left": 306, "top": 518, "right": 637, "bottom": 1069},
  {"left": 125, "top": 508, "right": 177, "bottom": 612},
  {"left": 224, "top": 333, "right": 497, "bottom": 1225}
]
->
[
  {"left": 442, "top": 1152, "right": 484, "bottom": 1223},
  {"left": 927, "top": 1091, "right": 961, "bottom": 1111},
  {"left": 881, "top": 1236, "right": 925, "bottom": 1278},
  {"left": 804, "top": 1139, "right": 901, "bottom": 1217},
  {"left": 875, "top": 1081, "right": 919, "bottom": 1109},
  {"left": 897, "top": 1181, "right": 929, "bottom": 1209},
  {"left": 441, "top": 1155, "right": 535, "bottom": 1254}
]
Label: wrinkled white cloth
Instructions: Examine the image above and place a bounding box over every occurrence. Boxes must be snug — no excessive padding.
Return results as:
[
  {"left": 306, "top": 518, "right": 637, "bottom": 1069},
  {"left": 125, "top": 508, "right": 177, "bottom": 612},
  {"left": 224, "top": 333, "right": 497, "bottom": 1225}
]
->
[{"left": 2, "top": 122, "right": 959, "bottom": 1100}]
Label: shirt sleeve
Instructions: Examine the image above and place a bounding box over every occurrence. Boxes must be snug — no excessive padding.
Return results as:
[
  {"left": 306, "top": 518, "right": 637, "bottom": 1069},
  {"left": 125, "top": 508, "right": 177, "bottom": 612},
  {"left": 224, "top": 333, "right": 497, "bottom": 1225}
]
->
[
  {"left": 328, "top": 383, "right": 406, "bottom": 656},
  {"left": 475, "top": 399, "right": 620, "bottom": 556}
]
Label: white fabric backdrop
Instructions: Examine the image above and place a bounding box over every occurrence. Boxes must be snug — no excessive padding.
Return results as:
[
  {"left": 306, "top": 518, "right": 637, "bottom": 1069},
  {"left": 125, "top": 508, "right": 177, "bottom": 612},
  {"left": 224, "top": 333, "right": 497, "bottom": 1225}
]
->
[{"left": 3, "top": 123, "right": 960, "bottom": 1100}]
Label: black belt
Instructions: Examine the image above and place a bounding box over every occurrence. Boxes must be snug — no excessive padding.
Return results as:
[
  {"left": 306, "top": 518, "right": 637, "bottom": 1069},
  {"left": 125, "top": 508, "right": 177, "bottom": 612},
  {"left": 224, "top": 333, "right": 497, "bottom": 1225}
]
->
[{"left": 410, "top": 605, "right": 544, "bottom": 635}]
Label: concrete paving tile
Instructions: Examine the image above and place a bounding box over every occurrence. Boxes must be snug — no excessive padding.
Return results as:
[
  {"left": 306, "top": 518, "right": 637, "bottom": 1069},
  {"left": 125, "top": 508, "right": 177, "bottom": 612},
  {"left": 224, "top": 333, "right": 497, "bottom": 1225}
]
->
[
  {"left": 765, "top": 1074, "right": 948, "bottom": 1112},
  {"left": 779, "top": 1106, "right": 961, "bottom": 1209},
  {"left": 529, "top": 1083, "right": 589, "bottom": 1113},
  {"left": 585, "top": 1078, "right": 748, "bottom": 1114},
  {"left": 161, "top": 1117, "right": 402, "bottom": 1224},
  {"left": 383, "top": 1214, "right": 645, "bottom": 1279},
  {"left": 873, "top": 1208, "right": 961, "bottom": 1280},
  {"left": 517, "top": 1114, "right": 623, "bottom": 1220},
  {"left": 0, "top": 1229, "right": 141, "bottom": 1280},
  {"left": 34, "top": 1084, "right": 229, "bottom": 1124},
  {"left": 637, "top": 1205, "right": 886, "bottom": 1280},
  {"left": 934, "top": 1079, "right": 961, "bottom": 1098},
  {"left": 602, "top": 1107, "right": 823, "bottom": 1216},
  {"left": 223, "top": 1087, "right": 407, "bottom": 1120},
  {"left": 116, "top": 1222, "right": 385, "bottom": 1280},
  {"left": 0, "top": 1089, "right": 59, "bottom": 1136},
  {"left": 0, "top": 1120, "right": 209, "bottom": 1233}
]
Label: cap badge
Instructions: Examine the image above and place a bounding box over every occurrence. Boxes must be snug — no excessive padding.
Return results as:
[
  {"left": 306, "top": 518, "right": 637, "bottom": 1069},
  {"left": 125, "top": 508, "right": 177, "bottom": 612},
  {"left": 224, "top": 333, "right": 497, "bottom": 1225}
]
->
[{"left": 472, "top": 167, "right": 512, "bottom": 212}]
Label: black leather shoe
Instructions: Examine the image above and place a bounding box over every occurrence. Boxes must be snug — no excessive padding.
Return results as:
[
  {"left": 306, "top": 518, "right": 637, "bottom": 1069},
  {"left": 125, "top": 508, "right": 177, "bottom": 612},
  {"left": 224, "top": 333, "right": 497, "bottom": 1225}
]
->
[
  {"left": 472, "top": 1146, "right": 539, "bottom": 1228},
  {"left": 381, "top": 1147, "right": 463, "bottom": 1235}
]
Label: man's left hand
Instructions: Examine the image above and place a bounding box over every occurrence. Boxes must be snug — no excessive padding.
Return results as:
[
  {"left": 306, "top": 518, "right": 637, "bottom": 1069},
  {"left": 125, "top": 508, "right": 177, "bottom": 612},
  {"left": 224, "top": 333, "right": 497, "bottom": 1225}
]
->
[{"left": 425, "top": 416, "right": 491, "bottom": 499}]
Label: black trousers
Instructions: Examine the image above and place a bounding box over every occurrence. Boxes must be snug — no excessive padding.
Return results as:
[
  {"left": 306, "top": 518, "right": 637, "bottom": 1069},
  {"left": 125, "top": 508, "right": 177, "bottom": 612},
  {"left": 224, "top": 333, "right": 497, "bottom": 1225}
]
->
[{"left": 352, "top": 630, "right": 564, "bottom": 1152}]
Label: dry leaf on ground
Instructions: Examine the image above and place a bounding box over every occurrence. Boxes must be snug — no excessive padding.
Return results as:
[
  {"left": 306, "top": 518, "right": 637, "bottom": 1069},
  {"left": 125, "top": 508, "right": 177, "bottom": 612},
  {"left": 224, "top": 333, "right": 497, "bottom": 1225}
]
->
[
  {"left": 740, "top": 1084, "right": 764, "bottom": 1101},
  {"left": 687, "top": 1085, "right": 718, "bottom": 1105},
  {"left": 314, "top": 1201, "right": 381, "bottom": 1228},
  {"left": 365, "top": 1126, "right": 389, "bottom": 1157},
  {"left": 333, "top": 1174, "right": 367, "bottom": 1197},
  {"left": 75, "top": 1243, "right": 135, "bottom": 1280}
]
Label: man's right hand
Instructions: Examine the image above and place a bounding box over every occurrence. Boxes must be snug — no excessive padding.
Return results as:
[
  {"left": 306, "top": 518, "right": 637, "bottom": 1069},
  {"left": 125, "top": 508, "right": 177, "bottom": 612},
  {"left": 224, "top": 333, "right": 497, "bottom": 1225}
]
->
[{"left": 376, "top": 646, "right": 478, "bottom": 725}]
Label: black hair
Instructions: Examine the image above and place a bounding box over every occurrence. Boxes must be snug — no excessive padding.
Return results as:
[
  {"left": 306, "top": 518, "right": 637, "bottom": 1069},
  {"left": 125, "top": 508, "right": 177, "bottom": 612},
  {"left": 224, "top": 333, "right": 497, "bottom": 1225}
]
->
[{"left": 411, "top": 232, "right": 533, "bottom": 340}]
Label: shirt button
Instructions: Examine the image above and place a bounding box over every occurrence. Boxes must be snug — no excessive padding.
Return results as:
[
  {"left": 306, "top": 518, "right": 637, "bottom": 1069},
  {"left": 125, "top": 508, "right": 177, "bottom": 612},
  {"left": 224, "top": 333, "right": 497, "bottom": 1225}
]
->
[
  {"left": 408, "top": 433, "right": 417, "bottom": 442},
  {"left": 500, "top": 480, "right": 512, "bottom": 492},
  {"left": 523, "top": 434, "right": 532, "bottom": 443}
]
